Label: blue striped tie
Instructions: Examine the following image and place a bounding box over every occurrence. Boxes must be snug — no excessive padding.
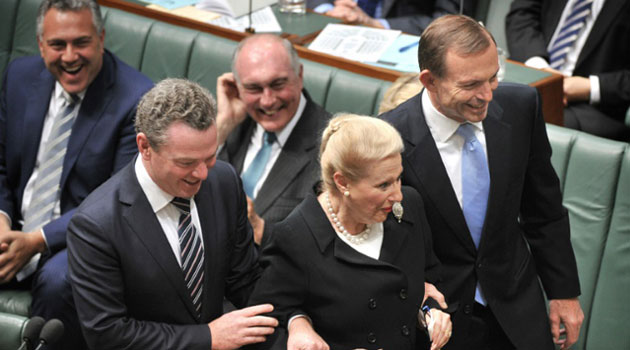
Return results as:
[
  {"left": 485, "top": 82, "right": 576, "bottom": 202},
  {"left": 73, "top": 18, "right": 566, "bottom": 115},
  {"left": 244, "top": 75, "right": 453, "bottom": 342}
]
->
[
  {"left": 458, "top": 123, "right": 490, "bottom": 305},
  {"left": 18, "top": 93, "right": 79, "bottom": 280},
  {"left": 548, "top": 0, "right": 593, "bottom": 70},
  {"left": 241, "top": 131, "right": 276, "bottom": 199},
  {"left": 172, "top": 197, "right": 204, "bottom": 318}
]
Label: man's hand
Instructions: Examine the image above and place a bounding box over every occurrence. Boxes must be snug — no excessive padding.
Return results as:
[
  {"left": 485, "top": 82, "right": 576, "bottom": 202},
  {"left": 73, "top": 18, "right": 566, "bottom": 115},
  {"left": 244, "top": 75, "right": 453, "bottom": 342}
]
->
[
  {"left": 287, "top": 317, "right": 329, "bottom": 350},
  {"left": 423, "top": 282, "right": 448, "bottom": 309},
  {"left": 549, "top": 298, "right": 584, "bottom": 349},
  {"left": 209, "top": 303, "right": 278, "bottom": 350},
  {"left": 216, "top": 72, "right": 248, "bottom": 145},
  {"left": 563, "top": 76, "right": 591, "bottom": 105},
  {"left": 246, "top": 197, "right": 265, "bottom": 245},
  {"left": 0, "top": 229, "right": 46, "bottom": 283},
  {"left": 326, "top": 0, "right": 383, "bottom": 28}
]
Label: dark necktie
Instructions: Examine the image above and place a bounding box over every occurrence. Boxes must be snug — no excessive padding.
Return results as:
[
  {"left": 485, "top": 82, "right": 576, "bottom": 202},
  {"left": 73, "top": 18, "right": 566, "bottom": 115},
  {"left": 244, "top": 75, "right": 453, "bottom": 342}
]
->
[{"left": 172, "top": 197, "right": 204, "bottom": 317}]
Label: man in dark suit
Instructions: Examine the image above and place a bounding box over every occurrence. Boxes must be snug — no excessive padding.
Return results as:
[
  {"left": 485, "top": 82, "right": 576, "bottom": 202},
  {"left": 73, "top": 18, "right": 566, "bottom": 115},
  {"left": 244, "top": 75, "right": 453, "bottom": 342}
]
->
[
  {"left": 381, "top": 15, "right": 583, "bottom": 350},
  {"left": 216, "top": 34, "right": 331, "bottom": 246},
  {"left": 308, "top": 0, "right": 473, "bottom": 35},
  {"left": 506, "top": 0, "right": 630, "bottom": 141},
  {"left": 67, "top": 78, "right": 278, "bottom": 350},
  {"left": 0, "top": 0, "right": 152, "bottom": 348}
]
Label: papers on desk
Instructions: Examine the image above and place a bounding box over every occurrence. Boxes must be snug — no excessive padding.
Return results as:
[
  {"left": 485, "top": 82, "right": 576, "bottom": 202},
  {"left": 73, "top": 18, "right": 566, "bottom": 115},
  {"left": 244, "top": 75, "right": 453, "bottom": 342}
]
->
[
  {"left": 309, "top": 24, "right": 420, "bottom": 72},
  {"left": 147, "top": 4, "right": 221, "bottom": 22},
  {"left": 309, "top": 24, "right": 401, "bottom": 62},
  {"left": 196, "top": 0, "right": 276, "bottom": 18},
  {"left": 142, "top": 0, "right": 198, "bottom": 10},
  {"left": 208, "top": 7, "right": 282, "bottom": 33}
]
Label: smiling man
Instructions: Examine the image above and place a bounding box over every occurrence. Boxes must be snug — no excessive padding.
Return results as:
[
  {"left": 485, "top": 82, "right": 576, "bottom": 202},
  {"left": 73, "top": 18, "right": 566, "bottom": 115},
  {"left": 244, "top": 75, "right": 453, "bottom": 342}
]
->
[
  {"left": 381, "top": 15, "right": 583, "bottom": 350},
  {"left": 216, "top": 34, "right": 331, "bottom": 246},
  {"left": 0, "top": 0, "right": 152, "bottom": 349}
]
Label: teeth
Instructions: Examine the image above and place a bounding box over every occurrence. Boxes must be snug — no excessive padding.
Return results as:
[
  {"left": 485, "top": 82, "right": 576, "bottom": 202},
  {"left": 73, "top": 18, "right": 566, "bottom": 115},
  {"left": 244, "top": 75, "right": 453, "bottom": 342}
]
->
[
  {"left": 262, "top": 110, "right": 278, "bottom": 115},
  {"left": 63, "top": 65, "right": 82, "bottom": 74}
]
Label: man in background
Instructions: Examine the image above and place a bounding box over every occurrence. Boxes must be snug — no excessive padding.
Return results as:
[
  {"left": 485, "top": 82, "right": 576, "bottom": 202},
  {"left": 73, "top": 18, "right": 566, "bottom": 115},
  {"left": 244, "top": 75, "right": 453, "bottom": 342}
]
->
[{"left": 0, "top": 0, "right": 152, "bottom": 348}]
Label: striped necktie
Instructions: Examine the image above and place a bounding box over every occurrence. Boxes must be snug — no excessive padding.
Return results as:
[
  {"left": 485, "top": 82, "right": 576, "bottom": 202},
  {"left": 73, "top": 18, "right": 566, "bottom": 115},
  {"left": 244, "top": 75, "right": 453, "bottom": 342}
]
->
[
  {"left": 548, "top": 0, "right": 593, "bottom": 70},
  {"left": 457, "top": 123, "right": 490, "bottom": 305},
  {"left": 172, "top": 197, "right": 204, "bottom": 318},
  {"left": 241, "top": 131, "right": 276, "bottom": 199}
]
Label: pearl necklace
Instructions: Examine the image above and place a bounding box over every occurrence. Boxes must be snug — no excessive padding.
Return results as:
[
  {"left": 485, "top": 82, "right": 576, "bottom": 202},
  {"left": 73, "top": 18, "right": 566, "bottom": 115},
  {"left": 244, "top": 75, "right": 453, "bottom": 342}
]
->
[{"left": 325, "top": 192, "right": 370, "bottom": 244}]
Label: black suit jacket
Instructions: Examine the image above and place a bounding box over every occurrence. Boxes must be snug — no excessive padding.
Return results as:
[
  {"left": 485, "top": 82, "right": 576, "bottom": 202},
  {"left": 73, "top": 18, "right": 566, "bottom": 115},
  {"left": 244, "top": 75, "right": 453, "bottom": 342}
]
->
[
  {"left": 308, "top": 0, "right": 470, "bottom": 35},
  {"left": 381, "top": 84, "right": 581, "bottom": 349},
  {"left": 219, "top": 90, "right": 331, "bottom": 244},
  {"left": 249, "top": 187, "right": 441, "bottom": 349},
  {"left": 0, "top": 50, "right": 152, "bottom": 252},
  {"left": 506, "top": 0, "right": 630, "bottom": 120},
  {"left": 67, "top": 160, "right": 260, "bottom": 350}
]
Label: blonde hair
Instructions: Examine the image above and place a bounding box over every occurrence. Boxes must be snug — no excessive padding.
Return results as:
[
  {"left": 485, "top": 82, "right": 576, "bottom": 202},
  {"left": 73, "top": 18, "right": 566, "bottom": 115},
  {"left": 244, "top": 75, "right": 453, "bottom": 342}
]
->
[
  {"left": 320, "top": 114, "right": 403, "bottom": 193},
  {"left": 378, "top": 73, "right": 424, "bottom": 114}
]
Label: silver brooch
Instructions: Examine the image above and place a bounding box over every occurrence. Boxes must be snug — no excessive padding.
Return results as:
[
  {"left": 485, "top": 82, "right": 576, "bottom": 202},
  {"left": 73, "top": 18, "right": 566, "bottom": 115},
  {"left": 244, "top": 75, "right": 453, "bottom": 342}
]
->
[{"left": 393, "top": 202, "right": 403, "bottom": 223}]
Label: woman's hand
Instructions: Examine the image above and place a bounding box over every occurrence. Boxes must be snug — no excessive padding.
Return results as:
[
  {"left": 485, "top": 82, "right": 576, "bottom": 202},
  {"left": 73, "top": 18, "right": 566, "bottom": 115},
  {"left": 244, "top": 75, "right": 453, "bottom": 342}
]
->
[{"left": 287, "top": 317, "right": 329, "bottom": 350}]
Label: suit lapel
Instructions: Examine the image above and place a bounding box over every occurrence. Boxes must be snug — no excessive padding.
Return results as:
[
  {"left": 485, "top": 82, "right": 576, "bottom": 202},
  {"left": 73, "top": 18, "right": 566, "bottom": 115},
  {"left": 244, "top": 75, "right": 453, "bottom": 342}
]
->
[
  {"left": 403, "top": 96, "right": 476, "bottom": 254},
  {"left": 479, "top": 101, "right": 511, "bottom": 251},
  {"left": 195, "top": 181, "right": 218, "bottom": 320},
  {"left": 378, "top": 216, "right": 410, "bottom": 265},
  {"left": 229, "top": 120, "right": 255, "bottom": 174},
  {"left": 21, "top": 70, "right": 55, "bottom": 188},
  {"left": 61, "top": 52, "right": 116, "bottom": 190},
  {"left": 119, "top": 163, "right": 200, "bottom": 320},
  {"left": 254, "top": 98, "right": 320, "bottom": 216},
  {"left": 576, "top": 0, "right": 626, "bottom": 68}
]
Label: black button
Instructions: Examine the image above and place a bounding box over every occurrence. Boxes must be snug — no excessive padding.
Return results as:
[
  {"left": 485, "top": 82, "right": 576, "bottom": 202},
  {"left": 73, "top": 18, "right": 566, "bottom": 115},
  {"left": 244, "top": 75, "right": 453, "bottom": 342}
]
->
[
  {"left": 368, "top": 298, "right": 377, "bottom": 309},
  {"left": 477, "top": 263, "right": 483, "bottom": 268},
  {"left": 464, "top": 304, "right": 472, "bottom": 314},
  {"left": 399, "top": 288, "right": 408, "bottom": 299},
  {"left": 401, "top": 325, "right": 410, "bottom": 336},
  {"left": 367, "top": 332, "right": 376, "bottom": 344}
]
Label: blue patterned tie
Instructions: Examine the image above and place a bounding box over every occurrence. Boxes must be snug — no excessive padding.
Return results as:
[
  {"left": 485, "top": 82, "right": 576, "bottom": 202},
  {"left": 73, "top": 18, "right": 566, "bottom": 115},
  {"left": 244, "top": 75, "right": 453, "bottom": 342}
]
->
[
  {"left": 241, "top": 131, "right": 276, "bottom": 198},
  {"left": 357, "top": 0, "right": 379, "bottom": 17},
  {"left": 172, "top": 197, "right": 204, "bottom": 318},
  {"left": 548, "top": 0, "right": 593, "bottom": 70},
  {"left": 18, "top": 92, "right": 79, "bottom": 280},
  {"left": 458, "top": 123, "right": 490, "bottom": 305}
]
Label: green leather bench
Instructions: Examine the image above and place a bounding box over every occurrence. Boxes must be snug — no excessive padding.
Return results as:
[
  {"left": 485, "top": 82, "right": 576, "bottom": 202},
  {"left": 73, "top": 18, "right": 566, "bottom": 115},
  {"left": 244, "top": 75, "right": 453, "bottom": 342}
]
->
[{"left": 1, "top": 0, "right": 628, "bottom": 349}]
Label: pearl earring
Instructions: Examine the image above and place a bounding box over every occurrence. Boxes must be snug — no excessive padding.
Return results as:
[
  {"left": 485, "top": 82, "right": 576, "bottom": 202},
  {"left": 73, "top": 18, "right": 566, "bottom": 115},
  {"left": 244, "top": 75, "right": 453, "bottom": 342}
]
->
[{"left": 344, "top": 190, "right": 350, "bottom": 197}]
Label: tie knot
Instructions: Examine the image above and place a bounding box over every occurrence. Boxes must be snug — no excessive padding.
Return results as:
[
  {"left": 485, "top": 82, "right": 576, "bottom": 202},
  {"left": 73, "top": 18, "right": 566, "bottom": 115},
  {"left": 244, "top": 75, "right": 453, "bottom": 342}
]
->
[
  {"left": 171, "top": 197, "right": 191, "bottom": 213},
  {"left": 263, "top": 131, "right": 276, "bottom": 145},
  {"left": 62, "top": 92, "right": 79, "bottom": 106},
  {"left": 456, "top": 123, "right": 477, "bottom": 143}
]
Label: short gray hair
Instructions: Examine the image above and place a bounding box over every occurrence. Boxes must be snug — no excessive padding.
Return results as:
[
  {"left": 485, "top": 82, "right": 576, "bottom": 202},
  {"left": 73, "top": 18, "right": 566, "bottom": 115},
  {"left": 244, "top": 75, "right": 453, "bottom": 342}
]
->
[
  {"left": 36, "top": 0, "right": 104, "bottom": 40},
  {"left": 135, "top": 78, "right": 217, "bottom": 149},
  {"left": 419, "top": 14, "right": 495, "bottom": 78},
  {"left": 231, "top": 34, "right": 301, "bottom": 83}
]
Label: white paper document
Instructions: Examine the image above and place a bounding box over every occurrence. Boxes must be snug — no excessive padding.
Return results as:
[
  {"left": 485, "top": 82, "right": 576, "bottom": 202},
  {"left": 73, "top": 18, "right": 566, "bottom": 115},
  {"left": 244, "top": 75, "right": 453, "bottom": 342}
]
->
[
  {"left": 196, "top": 0, "right": 276, "bottom": 18},
  {"left": 308, "top": 24, "right": 401, "bottom": 63},
  {"left": 208, "top": 6, "right": 281, "bottom": 33}
]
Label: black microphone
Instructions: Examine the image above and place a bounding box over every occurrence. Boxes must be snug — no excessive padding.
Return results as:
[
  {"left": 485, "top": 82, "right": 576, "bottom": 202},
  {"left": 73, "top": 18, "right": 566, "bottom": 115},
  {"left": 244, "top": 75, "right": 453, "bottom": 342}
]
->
[
  {"left": 33, "top": 319, "right": 64, "bottom": 350},
  {"left": 16, "top": 316, "right": 45, "bottom": 350}
]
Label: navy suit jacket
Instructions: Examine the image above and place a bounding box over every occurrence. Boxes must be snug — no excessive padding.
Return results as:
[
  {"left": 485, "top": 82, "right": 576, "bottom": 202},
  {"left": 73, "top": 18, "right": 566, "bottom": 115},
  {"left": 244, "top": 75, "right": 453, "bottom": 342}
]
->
[
  {"left": 0, "top": 50, "right": 153, "bottom": 253},
  {"left": 67, "top": 160, "right": 261, "bottom": 349},
  {"left": 381, "top": 84, "right": 581, "bottom": 349},
  {"left": 506, "top": 0, "right": 630, "bottom": 120}
]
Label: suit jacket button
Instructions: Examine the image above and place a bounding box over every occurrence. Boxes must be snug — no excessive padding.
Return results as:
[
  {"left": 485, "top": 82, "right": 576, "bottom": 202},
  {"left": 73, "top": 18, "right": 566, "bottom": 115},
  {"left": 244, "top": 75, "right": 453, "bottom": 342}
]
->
[
  {"left": 401, "top": 325, "right": 410, "bottom": 336},
  {"left": 399, "top": 288, "right": 408, "bottom": 299},
  {"left": 368, "top": 298, "right": 377, "bottom": 309},
  {"left": 464, "top": 304, "right": 472, "bottom": 314},
  {"left": 367, "top": 332, "right": 377, "bottom": 343}
]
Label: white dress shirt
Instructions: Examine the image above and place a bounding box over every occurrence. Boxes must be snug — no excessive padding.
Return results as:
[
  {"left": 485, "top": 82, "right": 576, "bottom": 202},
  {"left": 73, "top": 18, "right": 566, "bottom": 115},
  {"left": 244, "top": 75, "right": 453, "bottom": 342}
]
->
[
  {"left": 241, "top": 92, "right": 307, "bottom": 198},
  {"left": 422, "top": 90, "right": 488, "bottom": 206},
  {"left": 134, "top": 156, "right": 204, "bottom": 267}
]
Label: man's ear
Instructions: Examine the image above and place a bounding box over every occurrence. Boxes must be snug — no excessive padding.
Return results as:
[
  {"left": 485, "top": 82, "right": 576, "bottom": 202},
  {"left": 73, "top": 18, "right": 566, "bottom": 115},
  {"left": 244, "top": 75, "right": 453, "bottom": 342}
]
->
[
  {"left": 136, "top": 133, "right": 152, "bottom": 160},
  {"left": 419, "top": 69, "right": 437, "bottom": 92}
]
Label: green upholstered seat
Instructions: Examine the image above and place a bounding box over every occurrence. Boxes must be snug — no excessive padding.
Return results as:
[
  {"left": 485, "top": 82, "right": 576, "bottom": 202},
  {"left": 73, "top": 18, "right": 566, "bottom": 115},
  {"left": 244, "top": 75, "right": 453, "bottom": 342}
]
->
[
  {"left": 141, "top": 22, "right": 198, "bottom": 82},
  {"left": 103, "top": 7, "right": 153, "bottom": 70},
  {"left": 186, "top": 33, "right": 237, "bottom": 96}
]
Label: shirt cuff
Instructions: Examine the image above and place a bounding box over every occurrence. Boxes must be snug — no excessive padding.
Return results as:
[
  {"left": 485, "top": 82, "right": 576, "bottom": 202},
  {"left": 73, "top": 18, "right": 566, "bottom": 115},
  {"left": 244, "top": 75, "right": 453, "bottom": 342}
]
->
[
  {"left": 287, "top": 314, "right": 312, "bottom": 328},
  {"left": 313, "top": 3, "right": 334, "bottom": 13},
  {"left": 525, "top": 56, "right": 550, "bottom": 70},
  {"left": 0, "top": 210, "right": 12, "bottom": 228},
  {"left": 40, "top": 227, "right": 50, "bottom": 250},
  {"left": 377, "top": 18, "right": 390, "bottom": 29},
  {"left": 589, "top": 75, "right": 600, "bottom": 104}
]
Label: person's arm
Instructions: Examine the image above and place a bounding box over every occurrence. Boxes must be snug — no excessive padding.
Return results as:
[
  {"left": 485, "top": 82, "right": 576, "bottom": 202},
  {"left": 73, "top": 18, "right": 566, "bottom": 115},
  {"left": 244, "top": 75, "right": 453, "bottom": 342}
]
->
[
  {"left": 216, "top": 73, "right": 248, "bottom": 146},
  {"left": 505, "top": 0, "right": 550, "bottom": 63}
]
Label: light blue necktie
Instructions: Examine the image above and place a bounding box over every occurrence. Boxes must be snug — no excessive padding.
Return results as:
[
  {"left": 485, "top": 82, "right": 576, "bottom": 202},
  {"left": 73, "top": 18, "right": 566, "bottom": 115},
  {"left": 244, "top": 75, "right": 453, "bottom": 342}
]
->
[
  {"left": 458, "top": 123, "right": 490, "bottom": 305},
  {"left": 241, "top": 131, "right": 276, "bottom": 198},
  {"left": 548, "top": 0, "right": 593, "bottom": 70},
  {"left": 18, "top": 92, "right": 79, "bottom": 280}
]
